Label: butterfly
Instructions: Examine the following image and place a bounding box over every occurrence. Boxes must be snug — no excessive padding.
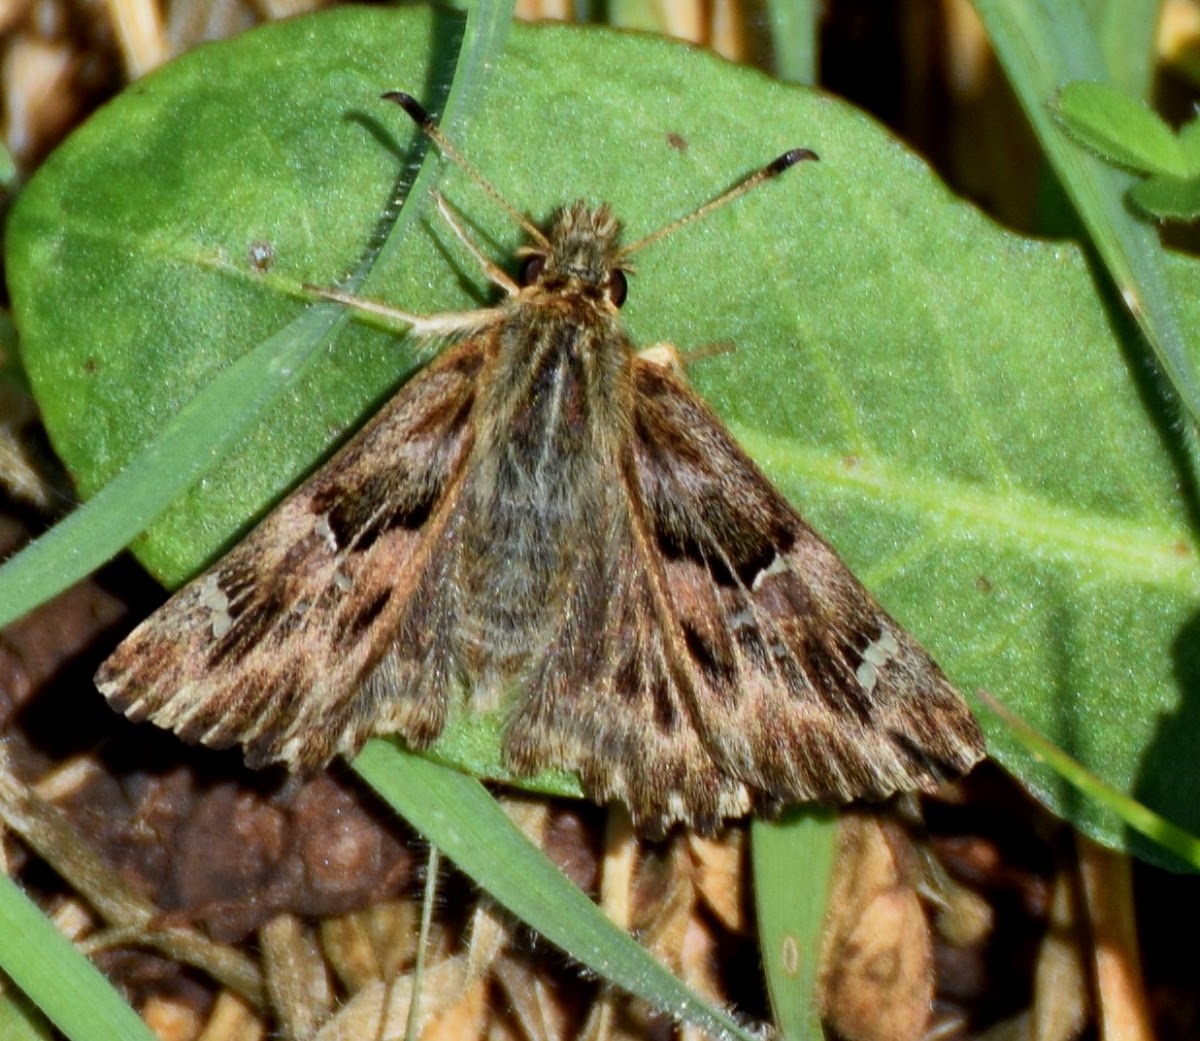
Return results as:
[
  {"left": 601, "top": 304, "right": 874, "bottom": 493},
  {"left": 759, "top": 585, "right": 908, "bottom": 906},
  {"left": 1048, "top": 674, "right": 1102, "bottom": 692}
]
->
[{"left": 96, "top": 93, "right": 984, "bottom": 834}]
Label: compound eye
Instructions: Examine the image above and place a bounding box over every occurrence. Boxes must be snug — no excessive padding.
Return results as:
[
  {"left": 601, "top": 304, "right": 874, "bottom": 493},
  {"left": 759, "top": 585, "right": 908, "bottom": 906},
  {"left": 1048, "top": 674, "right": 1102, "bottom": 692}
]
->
[
  {"left": 519, "top": 254, "right": 546, "bottom": 286},
  {"left": 609, "top": 269, "right": 628, "bottom": 308}
]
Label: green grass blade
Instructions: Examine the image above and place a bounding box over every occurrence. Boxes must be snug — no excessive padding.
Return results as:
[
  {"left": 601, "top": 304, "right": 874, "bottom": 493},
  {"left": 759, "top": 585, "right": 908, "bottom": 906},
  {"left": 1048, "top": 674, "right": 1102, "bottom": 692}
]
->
[
  {"left": 351, "top": 0, "right": 512, "bottom": 286},
  {"left": 751, "top": 809, "right": 837, "bottom": 1040},
  {"left": 1091, "top": 0, "right": 1159, "bottom": 95},
  {"left": 353, "top": 741, "right": 761, "bottom": 1041},
  {"left": 980, "top": 691, "right": 1200, "bottom": 871},
  {"left": 972, "top": 1, "right": 1200, "bottom": 428},
  {"left": 0, "top": 873, "right": 157, "bottom": 1041},
  {"left": 0, "top": 305, "right": 348, "bottom": 627},
  {"left": 764, "top": 0, "right": 819, "bottom": 85},
  {"left": 0, "top": 991, "right": 53, "bottom": 1041}
]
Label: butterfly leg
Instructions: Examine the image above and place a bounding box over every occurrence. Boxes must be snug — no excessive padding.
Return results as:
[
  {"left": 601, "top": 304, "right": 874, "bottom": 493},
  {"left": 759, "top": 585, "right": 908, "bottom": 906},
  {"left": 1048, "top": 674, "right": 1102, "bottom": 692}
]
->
[
  {"left": 638, "top": 341, "right": 736, "bottom": 373},
  {"left": 305, "top": 284, "right": 505, "bottom": 340},
  {"left": 430, "top": 191, "right": 520, "bottom": 296}
]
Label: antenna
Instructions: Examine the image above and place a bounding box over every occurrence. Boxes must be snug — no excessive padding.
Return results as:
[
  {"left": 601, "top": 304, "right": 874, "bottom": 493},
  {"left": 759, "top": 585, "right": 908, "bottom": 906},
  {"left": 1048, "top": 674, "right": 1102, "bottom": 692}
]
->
[
  {"left": 620, "top": 148, "right": 818, "bottom": 259},
  {"left": 385, "top": 91, "right": 817, "bottom": 260},
  {"left": 384, "top": 92, "right": 550, "bottom": 249}
]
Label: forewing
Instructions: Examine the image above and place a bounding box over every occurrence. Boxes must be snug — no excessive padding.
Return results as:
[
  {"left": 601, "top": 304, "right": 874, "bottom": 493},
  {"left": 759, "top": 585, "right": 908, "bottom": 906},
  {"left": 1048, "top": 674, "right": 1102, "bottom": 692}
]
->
[
  {"left": 628, "top": 358, "right": 985, "bottom": 810},
  {"left": 95, "top": 338, "right": 486, "bottom": 770}
]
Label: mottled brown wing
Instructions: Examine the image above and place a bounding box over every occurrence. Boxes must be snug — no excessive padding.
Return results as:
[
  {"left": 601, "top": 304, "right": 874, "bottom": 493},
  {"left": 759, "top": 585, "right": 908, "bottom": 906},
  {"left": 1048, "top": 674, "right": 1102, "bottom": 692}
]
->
[
  {"left": 627, "top": 358, "right": 985, "bottom": 815},
  {"left": 502, "top": 498, "right": 758, "bottom": 833},
  {"left": 95, "top": 337, "right": 486, "bottom": 770}
]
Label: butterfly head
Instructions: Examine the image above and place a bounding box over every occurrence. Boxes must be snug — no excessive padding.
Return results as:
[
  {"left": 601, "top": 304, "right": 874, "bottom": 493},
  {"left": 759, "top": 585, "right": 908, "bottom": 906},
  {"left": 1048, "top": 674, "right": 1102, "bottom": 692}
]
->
[{"left": 516, "top": 202, "right": 632, "bottom": 311}]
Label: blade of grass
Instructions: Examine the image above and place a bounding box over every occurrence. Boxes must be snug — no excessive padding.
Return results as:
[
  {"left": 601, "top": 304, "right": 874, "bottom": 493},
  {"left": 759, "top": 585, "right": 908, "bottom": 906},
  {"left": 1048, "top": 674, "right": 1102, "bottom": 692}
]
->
[
  {"left": 972, "top": 2, "right": 1200, "bottom": 433},
  {"left": 1092, "top": 0, "right": 1159, "bottom": 95},
  {"left": 751, "top": 809, "right": 836, "bottom": 1040},
  {"left": 0, "top": 873, "right": 157, "bottom": 1041},
  {"left": 764, "top": 0, "right": 819, "bottom": 85},
  {"left": 979, "top": 690, "right": 1200, "bottom": 870},
  {"left": 353, "top": 740, "right": 763, "bottom": 1041},
  {"left": 0, "top": 0, "right": 512, "bottom": 629},
  {"left": 0, "top": 305, "right": 345, "bottom": 628},
  {"left": 0, "top": 138, "right": 16, "bottom": 197},
  {"left": 0, "top": 991, "right": 53, "bottom": 1041}
]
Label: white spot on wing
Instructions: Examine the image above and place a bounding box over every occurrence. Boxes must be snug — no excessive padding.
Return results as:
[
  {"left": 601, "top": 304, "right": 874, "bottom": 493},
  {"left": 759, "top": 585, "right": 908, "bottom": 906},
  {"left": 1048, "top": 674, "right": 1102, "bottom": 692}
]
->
[
  {"left": 751, "top": 552, "right": 790, "bottom": 591},
  {"left": 856, "top": 661, "right": 878, "bottom": 694},
  {"left": 855, "top": 630, "right": 901, "bottom": 693},
  {"left": 863, "top": 630, "right": 900, "bottom": 665},
  {"left": 198, "top": 574, "right": 233, "bottom": 638},
  {"left": 315, "top": 515, "right": 338, "bottom": 553}
]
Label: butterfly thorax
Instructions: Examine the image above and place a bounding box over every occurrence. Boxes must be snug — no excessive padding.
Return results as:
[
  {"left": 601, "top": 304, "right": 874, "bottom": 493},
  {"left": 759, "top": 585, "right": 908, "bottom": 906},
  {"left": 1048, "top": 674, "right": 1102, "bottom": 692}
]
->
[{"left": 454, "top": 203, "right": 637, "bottom": 677}]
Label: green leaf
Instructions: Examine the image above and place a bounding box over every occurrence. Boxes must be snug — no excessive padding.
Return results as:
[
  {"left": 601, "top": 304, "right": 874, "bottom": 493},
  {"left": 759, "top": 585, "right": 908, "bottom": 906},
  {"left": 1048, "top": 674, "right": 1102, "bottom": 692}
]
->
[
  {"left": 8, "top": 0, "right": 1200, "bottom": 879},
  {"left": 1055, "top": 81, "right": 1185, "bottom": 176},
  {"left": 1130, "top": 172, "right": 1200, "bottom": 221}
]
